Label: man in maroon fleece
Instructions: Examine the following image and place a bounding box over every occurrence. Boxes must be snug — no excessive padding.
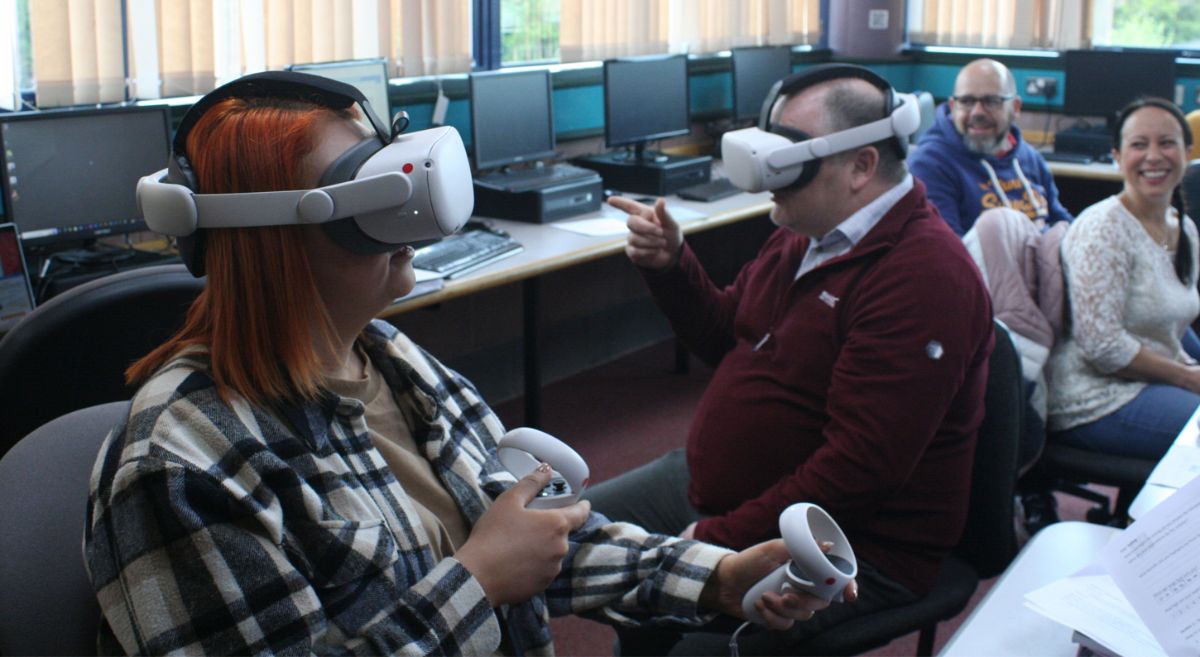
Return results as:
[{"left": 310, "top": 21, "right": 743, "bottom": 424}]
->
[{"left": 587, "top": 65, "right": 994, "bottom": 654}]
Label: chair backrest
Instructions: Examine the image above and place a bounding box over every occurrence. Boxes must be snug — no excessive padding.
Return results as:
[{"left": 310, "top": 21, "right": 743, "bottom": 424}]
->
[
  {"left": 0, "top": 264, "right": 202, "bottom": 458},
  {"left": 0, "top": 401, "right": 130, "bottom": 656},
  {"left": 1182, "top": 160, "right": 1200, "bottom": 218},
  {"left": 955, "top": 321, "right": 1023, "bottom": 579},
  {"left": 910, "top": 90, "right": 936, "bottom": 144}
]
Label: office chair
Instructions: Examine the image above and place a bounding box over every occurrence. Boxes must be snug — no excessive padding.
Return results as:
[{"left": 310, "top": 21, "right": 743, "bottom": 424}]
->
[
  {"left": 790, "top": 321, "right": 1023, "bottom": 656},
  {"left": 1187, "top": 111, "right": 1200, "bottom": 161},
  {"left": 0, "top": 264, "right": 203, "bottom": 459},
  {"left": 910, "top": 90, "right": 936, "bottom": 145},
  {"left": 1038, "top": 443, "right": 1155, "bottom": 524},
  {"left": 0, "top": 401, "right": 130, "bottom": 656}
]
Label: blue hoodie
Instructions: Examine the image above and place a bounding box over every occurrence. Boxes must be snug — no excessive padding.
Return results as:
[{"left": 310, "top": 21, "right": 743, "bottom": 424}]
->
[{"left": 908, "top": 103, "right": 1072, "bottom": 235}]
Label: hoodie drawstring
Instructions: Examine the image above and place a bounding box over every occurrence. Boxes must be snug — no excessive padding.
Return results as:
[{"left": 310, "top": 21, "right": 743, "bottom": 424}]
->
[{"left": 980, "top": 158, "right": 1047, "bottom": 219}]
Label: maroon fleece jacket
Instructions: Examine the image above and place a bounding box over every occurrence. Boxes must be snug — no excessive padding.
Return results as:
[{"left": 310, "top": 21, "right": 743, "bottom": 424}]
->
[{"left": 644, "top": 182, "right": 994, "bottom": 595}]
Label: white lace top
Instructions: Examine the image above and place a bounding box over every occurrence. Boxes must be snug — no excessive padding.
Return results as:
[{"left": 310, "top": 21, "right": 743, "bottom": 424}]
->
[{"left": 1046, "top": 195, "right": 1200, "bottom": 431}]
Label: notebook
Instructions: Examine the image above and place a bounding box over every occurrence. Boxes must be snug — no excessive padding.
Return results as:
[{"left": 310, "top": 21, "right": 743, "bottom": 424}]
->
[{"left": 0, "top": 223, "right": 36, "bottom": 336}]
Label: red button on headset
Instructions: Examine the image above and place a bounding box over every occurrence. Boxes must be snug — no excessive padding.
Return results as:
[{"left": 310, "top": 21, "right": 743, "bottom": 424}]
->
[{"left": 402, "top": 163, "right": 414, "bottom": 173}]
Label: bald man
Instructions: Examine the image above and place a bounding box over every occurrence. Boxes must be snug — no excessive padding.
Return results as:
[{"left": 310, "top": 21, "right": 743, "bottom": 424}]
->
[{"left": 909, "top": 58, "right": 1072, "bottom": 235}]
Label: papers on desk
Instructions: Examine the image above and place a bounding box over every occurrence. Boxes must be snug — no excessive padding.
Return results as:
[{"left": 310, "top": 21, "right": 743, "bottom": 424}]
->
[
  {"left": 1025, "top": 474, "right": 1200, "bottom": 656},
  {"left": 551, "top": 203, "right": 706, "bottom": 236},
  {"left": 1025, "top": 574, "right": 1168, "bottom": 657}
]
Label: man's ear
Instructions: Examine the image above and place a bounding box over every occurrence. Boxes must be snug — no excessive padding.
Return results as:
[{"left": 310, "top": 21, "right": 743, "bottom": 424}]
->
[
  {"left": 849, "top": 146, "right": 880, "bottom": 192},
  {"left": 1011, "top": 95, "right": 1023, "bottom": 116}
]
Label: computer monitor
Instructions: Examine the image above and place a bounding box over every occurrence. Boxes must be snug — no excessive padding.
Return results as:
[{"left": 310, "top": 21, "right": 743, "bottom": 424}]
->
[
  {"left": 731, "top": 46, "right": 792, "bottom": 123},
  {"left": 288, "top": 58, "right": 392, "bottom": 124},
  {"left": 469, "top": 69, "right": 557, "bottom": 171},
  {"left": 604, "top": 54, "right": 690, "bottom": 159},
  {"left": 0, "top": 223, "right": 35, "bottom": 335},
  {"left": 0, "top": 105, "right": 171, "bottom": 249},
  {"left": 1063, "top": 49, "right": 1177, "bottom": 124}
]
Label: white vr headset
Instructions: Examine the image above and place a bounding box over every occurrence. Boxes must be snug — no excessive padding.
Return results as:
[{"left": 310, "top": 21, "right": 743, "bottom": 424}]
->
[
  {"left": 138, "top": 71, "right": 474, "bottom": 276},
  {"left": 721, "top": 65, "right": 923, "bottom": 193},
  {"left": 138, "top": 125, "right": 471, "bottom": 242}
]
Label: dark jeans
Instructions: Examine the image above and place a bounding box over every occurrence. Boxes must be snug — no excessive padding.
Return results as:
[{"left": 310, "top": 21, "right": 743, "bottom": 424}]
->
[
  {"left": 1051, "top": 328, "right": 1200, "bottom": 461},
  {"left": 583, "top": 450, "right": 920, "bottom": 656}
]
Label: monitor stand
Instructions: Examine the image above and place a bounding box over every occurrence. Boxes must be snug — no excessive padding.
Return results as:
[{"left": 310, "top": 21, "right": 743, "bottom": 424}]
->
[{"left": 574, "top": 142, "right": 711, "bottom": 196}]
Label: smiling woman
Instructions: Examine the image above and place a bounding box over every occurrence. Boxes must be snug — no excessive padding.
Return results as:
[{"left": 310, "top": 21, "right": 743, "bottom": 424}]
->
[{"left": 1046, "top": 96, "right": 1200, "bottom": 463}]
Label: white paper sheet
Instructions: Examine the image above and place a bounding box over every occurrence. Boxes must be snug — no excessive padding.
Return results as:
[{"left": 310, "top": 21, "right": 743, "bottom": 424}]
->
[
  {"left": 552, "top": 204, "right": 706, "bottom": 236},
  {"left": 1099, "top": 474, "right": 1200, "bottom": 655},
  {"left": 1024, "top": 575, "right": 1168, "bottom": 657}
]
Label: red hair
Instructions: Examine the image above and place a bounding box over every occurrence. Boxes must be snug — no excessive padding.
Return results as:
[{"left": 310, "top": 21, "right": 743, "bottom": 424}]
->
[{"left": 128, "top": 98, "right": 352, "bottom": 405}]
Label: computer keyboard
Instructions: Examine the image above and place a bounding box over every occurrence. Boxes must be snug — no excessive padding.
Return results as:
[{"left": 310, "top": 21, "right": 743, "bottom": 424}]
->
[
  {"left": 1042, "top": 150, "right": 1094, "bottom": 164},
  {"left": 675, "top": 177, "right": 743, "bottom": 202},
  {"left": 412, "top": 227, "right": 524, "bottom": 278},
  {"left": 478, "top": 163, "right": 599, "bottom": 193}
]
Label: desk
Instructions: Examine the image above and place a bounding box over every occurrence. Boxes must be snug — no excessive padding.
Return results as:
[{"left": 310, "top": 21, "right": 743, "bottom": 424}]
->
[
  {"left": 381, "top": 190, "right": 774, "bottom": 425},
  {"left": 939, "top": 521, "right": 1122, "bottom": 657},
  {"left": 1045, "top": 160, "right": 1122, "bottom": 214},
  {"left": 1046, "top": 160, "right": 1122, "bottom": 183},
  {"left": 1129, "top": 402, "right": 1200, "bottom": 520}
]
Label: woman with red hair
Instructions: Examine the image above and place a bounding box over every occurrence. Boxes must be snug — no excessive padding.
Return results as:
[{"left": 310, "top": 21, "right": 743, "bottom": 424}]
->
[{"left": 84, "top": 76, "right": 844, "bottom": 656}]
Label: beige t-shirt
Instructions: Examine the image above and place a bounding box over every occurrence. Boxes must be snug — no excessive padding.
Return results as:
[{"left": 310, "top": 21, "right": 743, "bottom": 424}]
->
[{"left": 324, "top": 346, "right": 472, "bottom": 560}]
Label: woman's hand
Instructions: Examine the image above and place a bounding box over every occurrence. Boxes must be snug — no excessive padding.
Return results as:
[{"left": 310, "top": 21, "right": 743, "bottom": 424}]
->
[
  {"left": 699, "top": 539, "right": 858, "bottom": 631},
  {"left": 456, "top": 464, "right": 591, "bottom": 607},
  {"left": 613, "top": 196, "right": 684, "bottom": 271}
]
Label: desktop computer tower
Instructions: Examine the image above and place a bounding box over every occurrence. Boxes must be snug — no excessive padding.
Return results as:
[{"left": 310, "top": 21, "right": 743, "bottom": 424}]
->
[
  {"left": 473, "top": 175, "right": 604, "bottom": 224},
  {"left": 573, "top": 153, "right": 712, "bottom": 196}
]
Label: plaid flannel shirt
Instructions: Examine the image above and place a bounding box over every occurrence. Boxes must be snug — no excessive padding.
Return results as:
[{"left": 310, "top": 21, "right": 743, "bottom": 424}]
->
[{"left": 86, "top": 320, "right": 729, "bottom": 656}]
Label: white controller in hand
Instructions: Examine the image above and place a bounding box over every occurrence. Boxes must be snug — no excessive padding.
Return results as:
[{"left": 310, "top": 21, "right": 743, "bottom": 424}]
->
[
  {"left": 496, "top": 427, "right": 590, "bottom": 509},
  {"left": 741, "top": 503, "right": 858, "bottom": 625}
]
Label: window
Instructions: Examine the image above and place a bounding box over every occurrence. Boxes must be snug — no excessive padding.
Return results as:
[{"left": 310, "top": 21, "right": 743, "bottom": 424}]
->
[
  {"left": 485, "top": 0, "right": 821, "bottom": 69},
  {"left": 1091, "top": 0, "right": 1200, "bottom": 49},
  {"left": 907, "top": 0, "right": 1088, "bottom": 50},
  {"left": 501, "top": 0, "right": 560, "bottom": 66}
]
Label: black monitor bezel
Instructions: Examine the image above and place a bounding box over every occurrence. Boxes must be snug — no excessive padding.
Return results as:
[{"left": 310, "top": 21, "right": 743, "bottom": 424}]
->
[
  {"left": 1062, "top": 48, "right": 1178, "bottom": 122},
  {"left": 287, "top": 57, "right": 392, "bottom": 123},
  {"left": 603, "top": 54, "right": 691, "bottom": 149},
  {"left": 730, "top": 45, "right": 793, "bottom": 122},
  {"left": 0, "top": 104, "right": 171, "bottom": 248},
  {"left": 469, "top": 68, "right": 559, "bottom": 171}
]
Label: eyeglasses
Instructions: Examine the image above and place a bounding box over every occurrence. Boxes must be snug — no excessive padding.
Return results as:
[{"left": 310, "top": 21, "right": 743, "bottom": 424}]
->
[{"left": 952, "top": 94, "right": 1014, "bottom": 110}]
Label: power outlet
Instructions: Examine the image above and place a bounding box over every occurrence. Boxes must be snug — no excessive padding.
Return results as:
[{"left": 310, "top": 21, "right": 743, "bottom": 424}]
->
[{"left": 1025, "top": 76, "right": 1058, "bottom": 99}]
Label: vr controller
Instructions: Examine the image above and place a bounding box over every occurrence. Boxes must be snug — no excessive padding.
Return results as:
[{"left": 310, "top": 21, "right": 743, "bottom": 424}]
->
[
  {"left": 496, "top": 428, "right": 590, "bottom": 509},
  {"left": 741, "top": 503, "right": 858, "bottom": 625}
]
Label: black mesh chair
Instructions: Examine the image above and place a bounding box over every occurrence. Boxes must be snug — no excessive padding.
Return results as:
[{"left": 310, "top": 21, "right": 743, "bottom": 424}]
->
[
  {"left": 0, "top": 401, "right": 130, "bottom": 656},
  {"left": 1039, "top": 444, "right": 1155, "bottom": 524},
  {"left": 791, "top": 321, "right": 1023, "bottom": 656},
  {"left": 0, "top": 264, "right": 203, "bottom": 458}
]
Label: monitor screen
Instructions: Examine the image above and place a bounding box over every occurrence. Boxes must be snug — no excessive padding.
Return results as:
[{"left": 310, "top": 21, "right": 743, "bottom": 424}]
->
[
  {"left": 1063, "top": 49, "right": 1177, "bottom": 122},
  {"left": 0, "top": 106, "right": 171, "bottom": 247},
  {"left": 0, "top": 223, "right": 35, "bottom": 335},
  {"left": 470, "top": 69, "right": 557, "bottom": 171},
  {"left": 731, "top": 46, "right": 792, "bottom": 122},
  {"left": 604, "top": 54, "right": 690, "bottom": 149},
  {"left": 289, "top": 58, "right": 392, "bottom": 124}
]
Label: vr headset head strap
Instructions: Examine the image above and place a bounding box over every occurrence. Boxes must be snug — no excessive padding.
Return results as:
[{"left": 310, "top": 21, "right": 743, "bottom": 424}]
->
[
  {"left": 762, "top": 63, "right": 907, "bottom": 160},
  {"left": 165, "top": 71, "right": 393, "bottom": 275}
]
